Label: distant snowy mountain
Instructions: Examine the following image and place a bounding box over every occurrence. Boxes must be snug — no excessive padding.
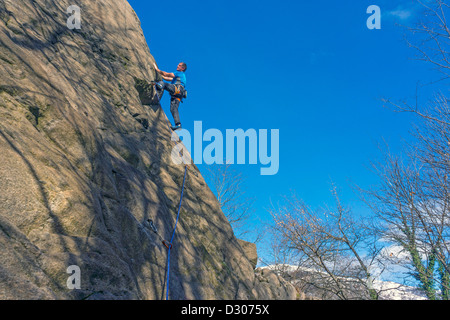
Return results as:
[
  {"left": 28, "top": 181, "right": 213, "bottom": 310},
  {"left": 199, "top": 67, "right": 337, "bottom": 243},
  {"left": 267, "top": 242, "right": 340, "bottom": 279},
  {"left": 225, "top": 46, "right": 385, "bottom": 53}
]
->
[
  {"left": 260, "top": 265, "right": 427, "bottom": 300},
  {"left": 371, "top": 278, "right": 426, "bottom": 300}
]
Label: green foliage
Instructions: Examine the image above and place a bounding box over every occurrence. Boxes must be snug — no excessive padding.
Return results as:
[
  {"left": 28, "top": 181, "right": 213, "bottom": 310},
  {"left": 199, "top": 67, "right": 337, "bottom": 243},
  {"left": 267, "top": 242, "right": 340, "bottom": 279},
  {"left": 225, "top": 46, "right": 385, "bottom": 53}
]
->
[{"left": 438, "top": 260, "right": 450, "bottom": 300}]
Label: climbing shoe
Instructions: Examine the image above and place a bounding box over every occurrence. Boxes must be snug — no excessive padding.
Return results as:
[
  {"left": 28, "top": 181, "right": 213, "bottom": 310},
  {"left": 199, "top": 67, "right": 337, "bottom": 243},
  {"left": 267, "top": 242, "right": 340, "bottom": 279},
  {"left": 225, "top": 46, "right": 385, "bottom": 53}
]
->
[
  {"left": 171, "top": 124, "right": 182, "bottom": 131},
  {"left": 153, "top": 81, "right": 164, "bottom": 90}
]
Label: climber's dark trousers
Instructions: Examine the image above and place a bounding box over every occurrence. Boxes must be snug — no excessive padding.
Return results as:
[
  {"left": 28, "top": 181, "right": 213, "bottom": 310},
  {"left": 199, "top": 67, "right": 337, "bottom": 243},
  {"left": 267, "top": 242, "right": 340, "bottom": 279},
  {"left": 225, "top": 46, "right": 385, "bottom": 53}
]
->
[
  {"left": 170, "top": 97, "right": 181, "bottom": 126},
  {"left": 156, "top": 82, "right": 182, "bottom": 126}
]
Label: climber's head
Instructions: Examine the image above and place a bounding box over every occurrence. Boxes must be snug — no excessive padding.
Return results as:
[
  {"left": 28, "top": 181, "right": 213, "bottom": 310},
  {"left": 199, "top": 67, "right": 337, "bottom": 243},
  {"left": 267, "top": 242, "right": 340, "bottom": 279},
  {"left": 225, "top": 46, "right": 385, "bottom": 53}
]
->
[{"left": 177, "top": 62, "right": 187, "bottom": 72}]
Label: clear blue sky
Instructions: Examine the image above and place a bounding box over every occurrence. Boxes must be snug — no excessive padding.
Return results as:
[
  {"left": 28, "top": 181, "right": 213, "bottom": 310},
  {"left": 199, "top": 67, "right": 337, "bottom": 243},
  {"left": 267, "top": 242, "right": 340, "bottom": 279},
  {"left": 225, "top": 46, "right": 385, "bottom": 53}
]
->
[{"left": 128, "top": 0, "right": 443, "bottom": 262}]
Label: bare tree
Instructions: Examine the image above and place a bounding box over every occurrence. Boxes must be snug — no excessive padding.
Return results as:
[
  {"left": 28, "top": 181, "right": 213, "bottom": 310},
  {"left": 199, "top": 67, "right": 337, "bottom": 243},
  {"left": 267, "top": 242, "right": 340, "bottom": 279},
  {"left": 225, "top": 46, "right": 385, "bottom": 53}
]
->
[
  {"left": 376, "top": 0, "right": 450, "bottom": 299},
  {"left": 266, "top": 0, "right": 450, "bottom": 300},
  {"left": 406, "top": 0, "right": 450, "bottom": 83},
  {"left": 269, "top": 185, "right": 384, "bottom": 300},
  {"left": 360, "top": 147, "right": 450, "bottom": 300},
  {"left": 205, "top": 163, "right": 262, "bottom": 242}
]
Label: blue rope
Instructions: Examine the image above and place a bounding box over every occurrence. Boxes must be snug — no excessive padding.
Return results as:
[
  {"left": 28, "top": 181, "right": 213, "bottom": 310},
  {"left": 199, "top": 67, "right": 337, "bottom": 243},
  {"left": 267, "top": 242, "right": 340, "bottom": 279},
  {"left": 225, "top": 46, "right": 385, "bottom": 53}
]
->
[{"left": 165, "top": 165, "right": 188, "bottom": 300}]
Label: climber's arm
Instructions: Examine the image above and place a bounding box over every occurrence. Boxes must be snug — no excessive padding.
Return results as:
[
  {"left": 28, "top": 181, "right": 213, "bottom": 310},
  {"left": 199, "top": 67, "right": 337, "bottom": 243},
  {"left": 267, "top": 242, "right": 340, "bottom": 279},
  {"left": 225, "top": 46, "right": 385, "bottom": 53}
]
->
[
  {"left": 161, "top": 74, "right": 174, "bottom": 81},
  {"left": 154, "top": 63, "right": 175, "bottom": 81}
]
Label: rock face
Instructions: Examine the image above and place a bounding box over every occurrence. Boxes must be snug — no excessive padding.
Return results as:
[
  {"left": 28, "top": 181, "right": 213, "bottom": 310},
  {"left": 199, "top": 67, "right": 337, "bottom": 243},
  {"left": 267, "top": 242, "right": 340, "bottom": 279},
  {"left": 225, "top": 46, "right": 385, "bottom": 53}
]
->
[
  {"left": 238, "top": 240, "right": 258, "bottom": 270},
  {"left": 0, "top": 0, "right": 297, "bottom": 300}
]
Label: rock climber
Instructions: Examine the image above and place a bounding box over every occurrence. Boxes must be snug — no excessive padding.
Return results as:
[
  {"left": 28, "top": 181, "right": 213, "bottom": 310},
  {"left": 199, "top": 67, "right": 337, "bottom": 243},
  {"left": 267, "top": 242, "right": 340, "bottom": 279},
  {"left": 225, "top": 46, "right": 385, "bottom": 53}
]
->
[{"left": 153, "top": 62, "right": 187, "bottom": 131}]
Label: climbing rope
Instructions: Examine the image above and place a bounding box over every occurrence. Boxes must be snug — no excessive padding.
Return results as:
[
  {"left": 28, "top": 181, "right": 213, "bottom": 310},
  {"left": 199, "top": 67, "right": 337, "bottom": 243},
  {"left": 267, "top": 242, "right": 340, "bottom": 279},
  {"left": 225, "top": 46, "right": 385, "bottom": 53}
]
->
[
  {"left": 141, "top": 79, "right": 192, "bottom": 300},
  {"left": 164, "top": 164, "right": 188, "bottom": 300}
]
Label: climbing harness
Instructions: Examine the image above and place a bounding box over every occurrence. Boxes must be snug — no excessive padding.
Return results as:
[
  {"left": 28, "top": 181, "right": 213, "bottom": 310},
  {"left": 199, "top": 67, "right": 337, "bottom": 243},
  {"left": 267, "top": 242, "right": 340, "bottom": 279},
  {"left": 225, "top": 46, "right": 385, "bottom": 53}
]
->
[
  {"left": 164, "top": 164, "right": 188, "bottom": 300},
  {"left": 152, "top": 80, "right": 186, "bottom": 103},
  {"left": 173, "top": 84, "right": 187, "bottom": 101}
]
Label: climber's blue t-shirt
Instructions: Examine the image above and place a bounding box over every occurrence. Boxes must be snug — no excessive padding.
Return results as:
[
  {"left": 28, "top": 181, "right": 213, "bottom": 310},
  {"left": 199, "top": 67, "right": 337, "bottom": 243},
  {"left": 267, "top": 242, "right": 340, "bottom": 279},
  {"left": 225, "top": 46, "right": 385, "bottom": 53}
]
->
[{"left": 171, "top": 71, "right": 187, "bottom": 88}]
